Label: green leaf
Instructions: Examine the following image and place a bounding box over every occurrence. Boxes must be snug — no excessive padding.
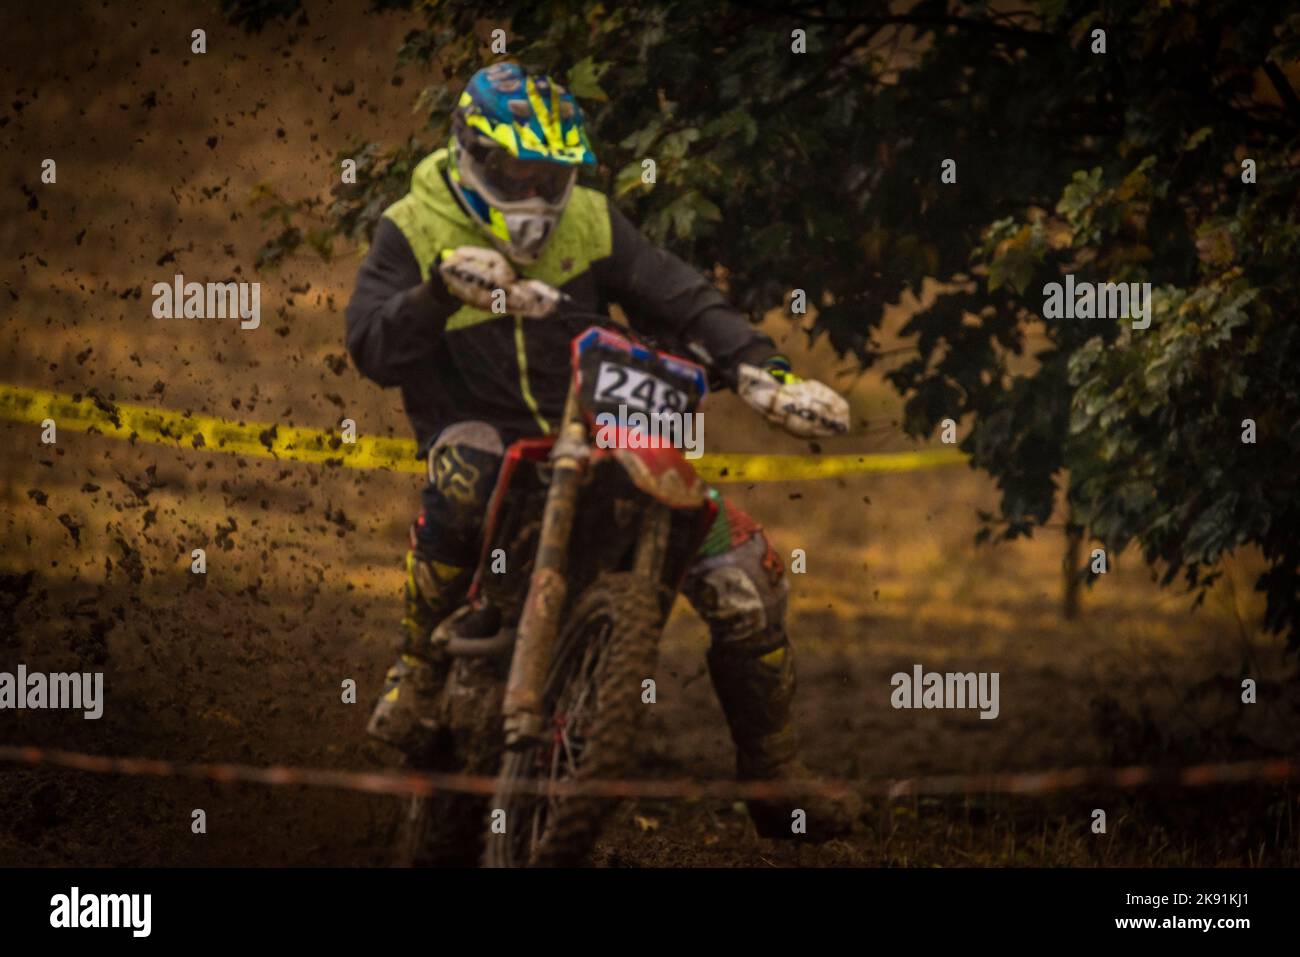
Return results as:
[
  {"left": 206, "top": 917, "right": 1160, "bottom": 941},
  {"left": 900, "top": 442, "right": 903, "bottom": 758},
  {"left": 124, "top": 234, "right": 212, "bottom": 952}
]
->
[
  {"left": 567, "top": 55, "right": 610, "bottom": 103},
  {"left": 1181, "top": 125, "right": 1213, "bottom": 151},
  {"left": 614, "top": 161, "right": 650, "bottom": 198}
]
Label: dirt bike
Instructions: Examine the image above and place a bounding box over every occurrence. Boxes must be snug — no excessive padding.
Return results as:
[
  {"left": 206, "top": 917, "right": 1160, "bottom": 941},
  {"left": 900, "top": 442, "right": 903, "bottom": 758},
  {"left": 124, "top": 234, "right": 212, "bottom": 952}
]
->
[{"left": 397, "top": 318, "right": 719, "bottom": 868}]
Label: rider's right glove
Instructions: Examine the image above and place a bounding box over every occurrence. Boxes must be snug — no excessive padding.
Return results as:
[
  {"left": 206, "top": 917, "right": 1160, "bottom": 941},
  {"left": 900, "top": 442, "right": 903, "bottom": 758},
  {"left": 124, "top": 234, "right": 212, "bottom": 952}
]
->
[
  {"left": 505, "top": 279, "right": 565, "bottom": 319},
  {"left": 438, "top": 246, "right": 516, "bottom": 309},
  {"left": 737, "top": 358, "right": 850, "bottom": 438},
  {"left": 437, "top": 246, "right": 562, "bottom": 319}
]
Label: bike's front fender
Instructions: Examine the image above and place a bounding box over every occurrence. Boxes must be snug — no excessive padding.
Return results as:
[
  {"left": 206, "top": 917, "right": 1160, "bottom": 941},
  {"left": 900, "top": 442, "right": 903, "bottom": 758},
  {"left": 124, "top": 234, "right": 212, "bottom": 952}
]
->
[{"left": 593, "top": 427, "right": 710, "bottom": 509}]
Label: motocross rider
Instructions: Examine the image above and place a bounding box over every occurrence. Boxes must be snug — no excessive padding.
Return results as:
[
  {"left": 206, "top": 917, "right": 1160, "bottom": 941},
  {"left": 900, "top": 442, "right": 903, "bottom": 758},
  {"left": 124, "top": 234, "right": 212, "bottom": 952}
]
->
[{"left": 345, "top": 63, "right": 853, "bottom": 841}]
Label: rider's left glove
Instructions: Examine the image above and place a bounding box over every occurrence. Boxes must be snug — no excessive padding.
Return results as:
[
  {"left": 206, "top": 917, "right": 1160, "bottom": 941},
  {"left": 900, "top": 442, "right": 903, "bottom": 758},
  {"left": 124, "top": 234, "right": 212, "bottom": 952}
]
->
[{"left": 737, "top": 358, "right": 850, "bottom": 438}]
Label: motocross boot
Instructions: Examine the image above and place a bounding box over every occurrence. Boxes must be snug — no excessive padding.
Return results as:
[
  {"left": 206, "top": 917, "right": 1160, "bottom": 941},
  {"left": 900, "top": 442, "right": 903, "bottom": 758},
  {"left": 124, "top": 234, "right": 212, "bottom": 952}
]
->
[
  {"left": 708, "top": 638, "right": 858, "bottom": 842},
  {"left": 686, "top": 509, "right": 858, "bottom": 843},
  {"left": 366, "top": 550, "right": 472, "bottom": 758}
]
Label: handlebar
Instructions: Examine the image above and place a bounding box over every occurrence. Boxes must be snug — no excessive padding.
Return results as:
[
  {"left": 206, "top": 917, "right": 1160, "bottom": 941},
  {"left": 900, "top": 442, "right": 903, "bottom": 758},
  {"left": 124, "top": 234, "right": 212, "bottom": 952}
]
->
[{"left": 553, "top": 306, "right": 724, "bottom": 388}]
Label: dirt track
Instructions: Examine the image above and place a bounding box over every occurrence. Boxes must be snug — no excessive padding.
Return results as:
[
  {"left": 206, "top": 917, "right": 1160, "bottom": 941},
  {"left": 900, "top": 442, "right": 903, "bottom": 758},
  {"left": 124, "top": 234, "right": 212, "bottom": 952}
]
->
[{"left": 3, "top": 2, "right": 1298, "bottom": 867}]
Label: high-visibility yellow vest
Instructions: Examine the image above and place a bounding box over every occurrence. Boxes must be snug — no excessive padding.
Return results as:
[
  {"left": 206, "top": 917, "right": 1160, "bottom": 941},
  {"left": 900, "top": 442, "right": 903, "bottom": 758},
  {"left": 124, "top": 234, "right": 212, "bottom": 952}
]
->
[
  {"left": 381, "top": 148, "right": 613, "bottom": 433},
  {"left": 382, "top": 148, "right": 612, "bottom": 335}
]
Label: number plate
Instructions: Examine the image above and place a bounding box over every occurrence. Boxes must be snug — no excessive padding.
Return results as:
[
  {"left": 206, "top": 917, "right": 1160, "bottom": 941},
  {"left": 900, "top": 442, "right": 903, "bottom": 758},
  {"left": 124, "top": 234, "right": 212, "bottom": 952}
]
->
[
  {"left": 571, "top": 326, "right": 706, "bottom": 423},
  {"left": 592, "top": 362, "right": 689, "bottom": 417}
]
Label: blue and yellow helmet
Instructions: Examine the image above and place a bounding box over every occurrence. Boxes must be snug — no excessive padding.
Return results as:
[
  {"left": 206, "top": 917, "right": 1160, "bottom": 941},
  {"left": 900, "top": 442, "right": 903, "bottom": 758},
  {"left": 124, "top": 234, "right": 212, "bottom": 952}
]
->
[{"left": 447, "top": 63, "right": 597, "bottom": 263}]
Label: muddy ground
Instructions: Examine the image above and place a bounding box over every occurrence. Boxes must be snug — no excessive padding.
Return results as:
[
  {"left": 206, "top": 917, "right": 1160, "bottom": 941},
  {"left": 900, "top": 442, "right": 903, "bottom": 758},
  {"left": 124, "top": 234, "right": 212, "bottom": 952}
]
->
[{"left": 2, "top": 2, "right": 1298, "bottom": 867}]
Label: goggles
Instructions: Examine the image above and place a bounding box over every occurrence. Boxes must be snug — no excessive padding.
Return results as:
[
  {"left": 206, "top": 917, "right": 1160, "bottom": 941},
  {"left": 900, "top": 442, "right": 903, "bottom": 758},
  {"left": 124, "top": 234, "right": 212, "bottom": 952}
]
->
[{"left": 461, "top": 138, "right": 577, "bottom": 205}]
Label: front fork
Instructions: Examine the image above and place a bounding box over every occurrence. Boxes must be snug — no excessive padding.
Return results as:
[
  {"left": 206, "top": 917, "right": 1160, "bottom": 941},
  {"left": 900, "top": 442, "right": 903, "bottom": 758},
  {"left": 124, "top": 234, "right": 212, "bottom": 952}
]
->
[{"left": 500, "top": 385, "right": 670, "bottom": 748}]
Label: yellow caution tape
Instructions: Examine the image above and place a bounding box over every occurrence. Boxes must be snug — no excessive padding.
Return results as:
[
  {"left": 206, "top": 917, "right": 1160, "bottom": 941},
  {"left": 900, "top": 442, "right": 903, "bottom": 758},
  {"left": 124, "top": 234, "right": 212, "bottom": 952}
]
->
[
  {"left": 697, "top": 446, "right": 967, "bottom": 481},
  {"left": 0, "top": 382, "right": 423, "bottom": 473},
  {"left": 0, "top": 382, "right": 967, "bottom": 482}
]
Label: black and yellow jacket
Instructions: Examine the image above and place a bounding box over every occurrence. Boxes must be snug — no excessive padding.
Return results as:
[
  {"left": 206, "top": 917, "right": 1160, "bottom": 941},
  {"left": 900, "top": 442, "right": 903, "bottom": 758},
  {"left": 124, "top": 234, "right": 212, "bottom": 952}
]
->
[{"left": 345, "top": 147, "right": 778, "bottom": 454}]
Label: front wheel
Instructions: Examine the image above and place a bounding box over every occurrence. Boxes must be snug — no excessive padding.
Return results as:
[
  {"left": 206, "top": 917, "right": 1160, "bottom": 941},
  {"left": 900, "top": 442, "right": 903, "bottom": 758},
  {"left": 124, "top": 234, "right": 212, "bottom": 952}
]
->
[{"left": 484, "top": 572, "right": 663, "bottom": 867}]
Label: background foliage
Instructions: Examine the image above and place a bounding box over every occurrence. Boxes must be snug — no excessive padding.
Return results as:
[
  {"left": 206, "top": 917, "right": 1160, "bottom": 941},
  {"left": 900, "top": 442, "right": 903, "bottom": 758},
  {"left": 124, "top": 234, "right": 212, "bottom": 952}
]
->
[{"left": 223, "top": 0, "right": 1300, "bottom": 650}]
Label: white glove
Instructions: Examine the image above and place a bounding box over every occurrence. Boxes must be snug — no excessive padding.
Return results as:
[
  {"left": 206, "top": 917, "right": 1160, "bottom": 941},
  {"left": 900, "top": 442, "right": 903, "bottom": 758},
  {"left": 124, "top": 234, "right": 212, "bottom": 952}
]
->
[
  {"left": 438, "top": 246, "right": 516, "bottom": 311},
  {"left": 437, "top": 246, "right": 563, "bottom": 319},
  {"left": 737, "top": 363, "right": 850, "bottom": 438},
  {"left": 506, "top": 278, "right": 565, "bottom": 319}
]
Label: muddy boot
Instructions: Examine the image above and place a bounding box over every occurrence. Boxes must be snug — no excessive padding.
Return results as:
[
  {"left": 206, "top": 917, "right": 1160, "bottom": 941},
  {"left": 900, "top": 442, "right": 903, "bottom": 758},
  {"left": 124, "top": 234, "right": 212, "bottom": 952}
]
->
[
  {"left": 367, "top": 551, "right": 471, "bottom": 758},
  {"left": 708, "top": 640, "right": 857, "bottom": 842}
]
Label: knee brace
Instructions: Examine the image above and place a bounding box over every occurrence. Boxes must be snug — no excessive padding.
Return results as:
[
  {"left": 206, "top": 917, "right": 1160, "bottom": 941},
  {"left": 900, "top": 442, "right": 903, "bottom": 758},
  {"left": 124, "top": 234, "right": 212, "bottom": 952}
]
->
[
  {"left": 412, "top": 421, "right": 505, "bottom": 567},
  {"left": 684, "top": 520, "right": 790, "bottom": 653}
]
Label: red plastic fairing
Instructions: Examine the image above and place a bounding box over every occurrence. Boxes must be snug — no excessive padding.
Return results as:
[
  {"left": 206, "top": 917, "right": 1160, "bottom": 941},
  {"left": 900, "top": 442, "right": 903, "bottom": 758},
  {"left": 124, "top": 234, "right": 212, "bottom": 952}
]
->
[
  {"left": 590, "top": 425, "right": 710, "bottom": 509},
  {"left": 467, "top": 436, "right": 554, "bottom": 601}
]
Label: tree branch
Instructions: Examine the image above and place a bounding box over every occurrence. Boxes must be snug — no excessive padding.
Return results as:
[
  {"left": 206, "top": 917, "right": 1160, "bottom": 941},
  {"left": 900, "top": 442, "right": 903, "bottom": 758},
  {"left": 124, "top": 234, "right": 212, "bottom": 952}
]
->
[
  {"left": 1263, "top": 59, "right": 1300, "bottom": 122},
  {"left": 763, "top": 7, "right": 1055, "bottom": 45}
]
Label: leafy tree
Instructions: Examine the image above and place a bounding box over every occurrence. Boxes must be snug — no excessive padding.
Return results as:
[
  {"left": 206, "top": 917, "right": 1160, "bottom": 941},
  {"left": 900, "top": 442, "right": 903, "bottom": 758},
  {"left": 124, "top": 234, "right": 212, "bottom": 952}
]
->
[{"left": 225, "top": 0, "right": 1300, "bottom": 650}]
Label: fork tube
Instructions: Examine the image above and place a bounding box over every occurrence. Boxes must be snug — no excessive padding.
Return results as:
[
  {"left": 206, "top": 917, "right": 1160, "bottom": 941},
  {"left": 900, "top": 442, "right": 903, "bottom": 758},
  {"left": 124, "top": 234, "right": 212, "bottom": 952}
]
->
[{"left": 502, "top": 386, "right": 588, "bottom": 747}]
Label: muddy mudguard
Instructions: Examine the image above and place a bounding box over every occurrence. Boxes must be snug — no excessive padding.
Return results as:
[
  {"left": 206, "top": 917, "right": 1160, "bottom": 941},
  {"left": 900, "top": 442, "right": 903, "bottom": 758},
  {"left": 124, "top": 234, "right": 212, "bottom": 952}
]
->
[{"left": 595, "top": 432, "right": 710, "bottom": 509}]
